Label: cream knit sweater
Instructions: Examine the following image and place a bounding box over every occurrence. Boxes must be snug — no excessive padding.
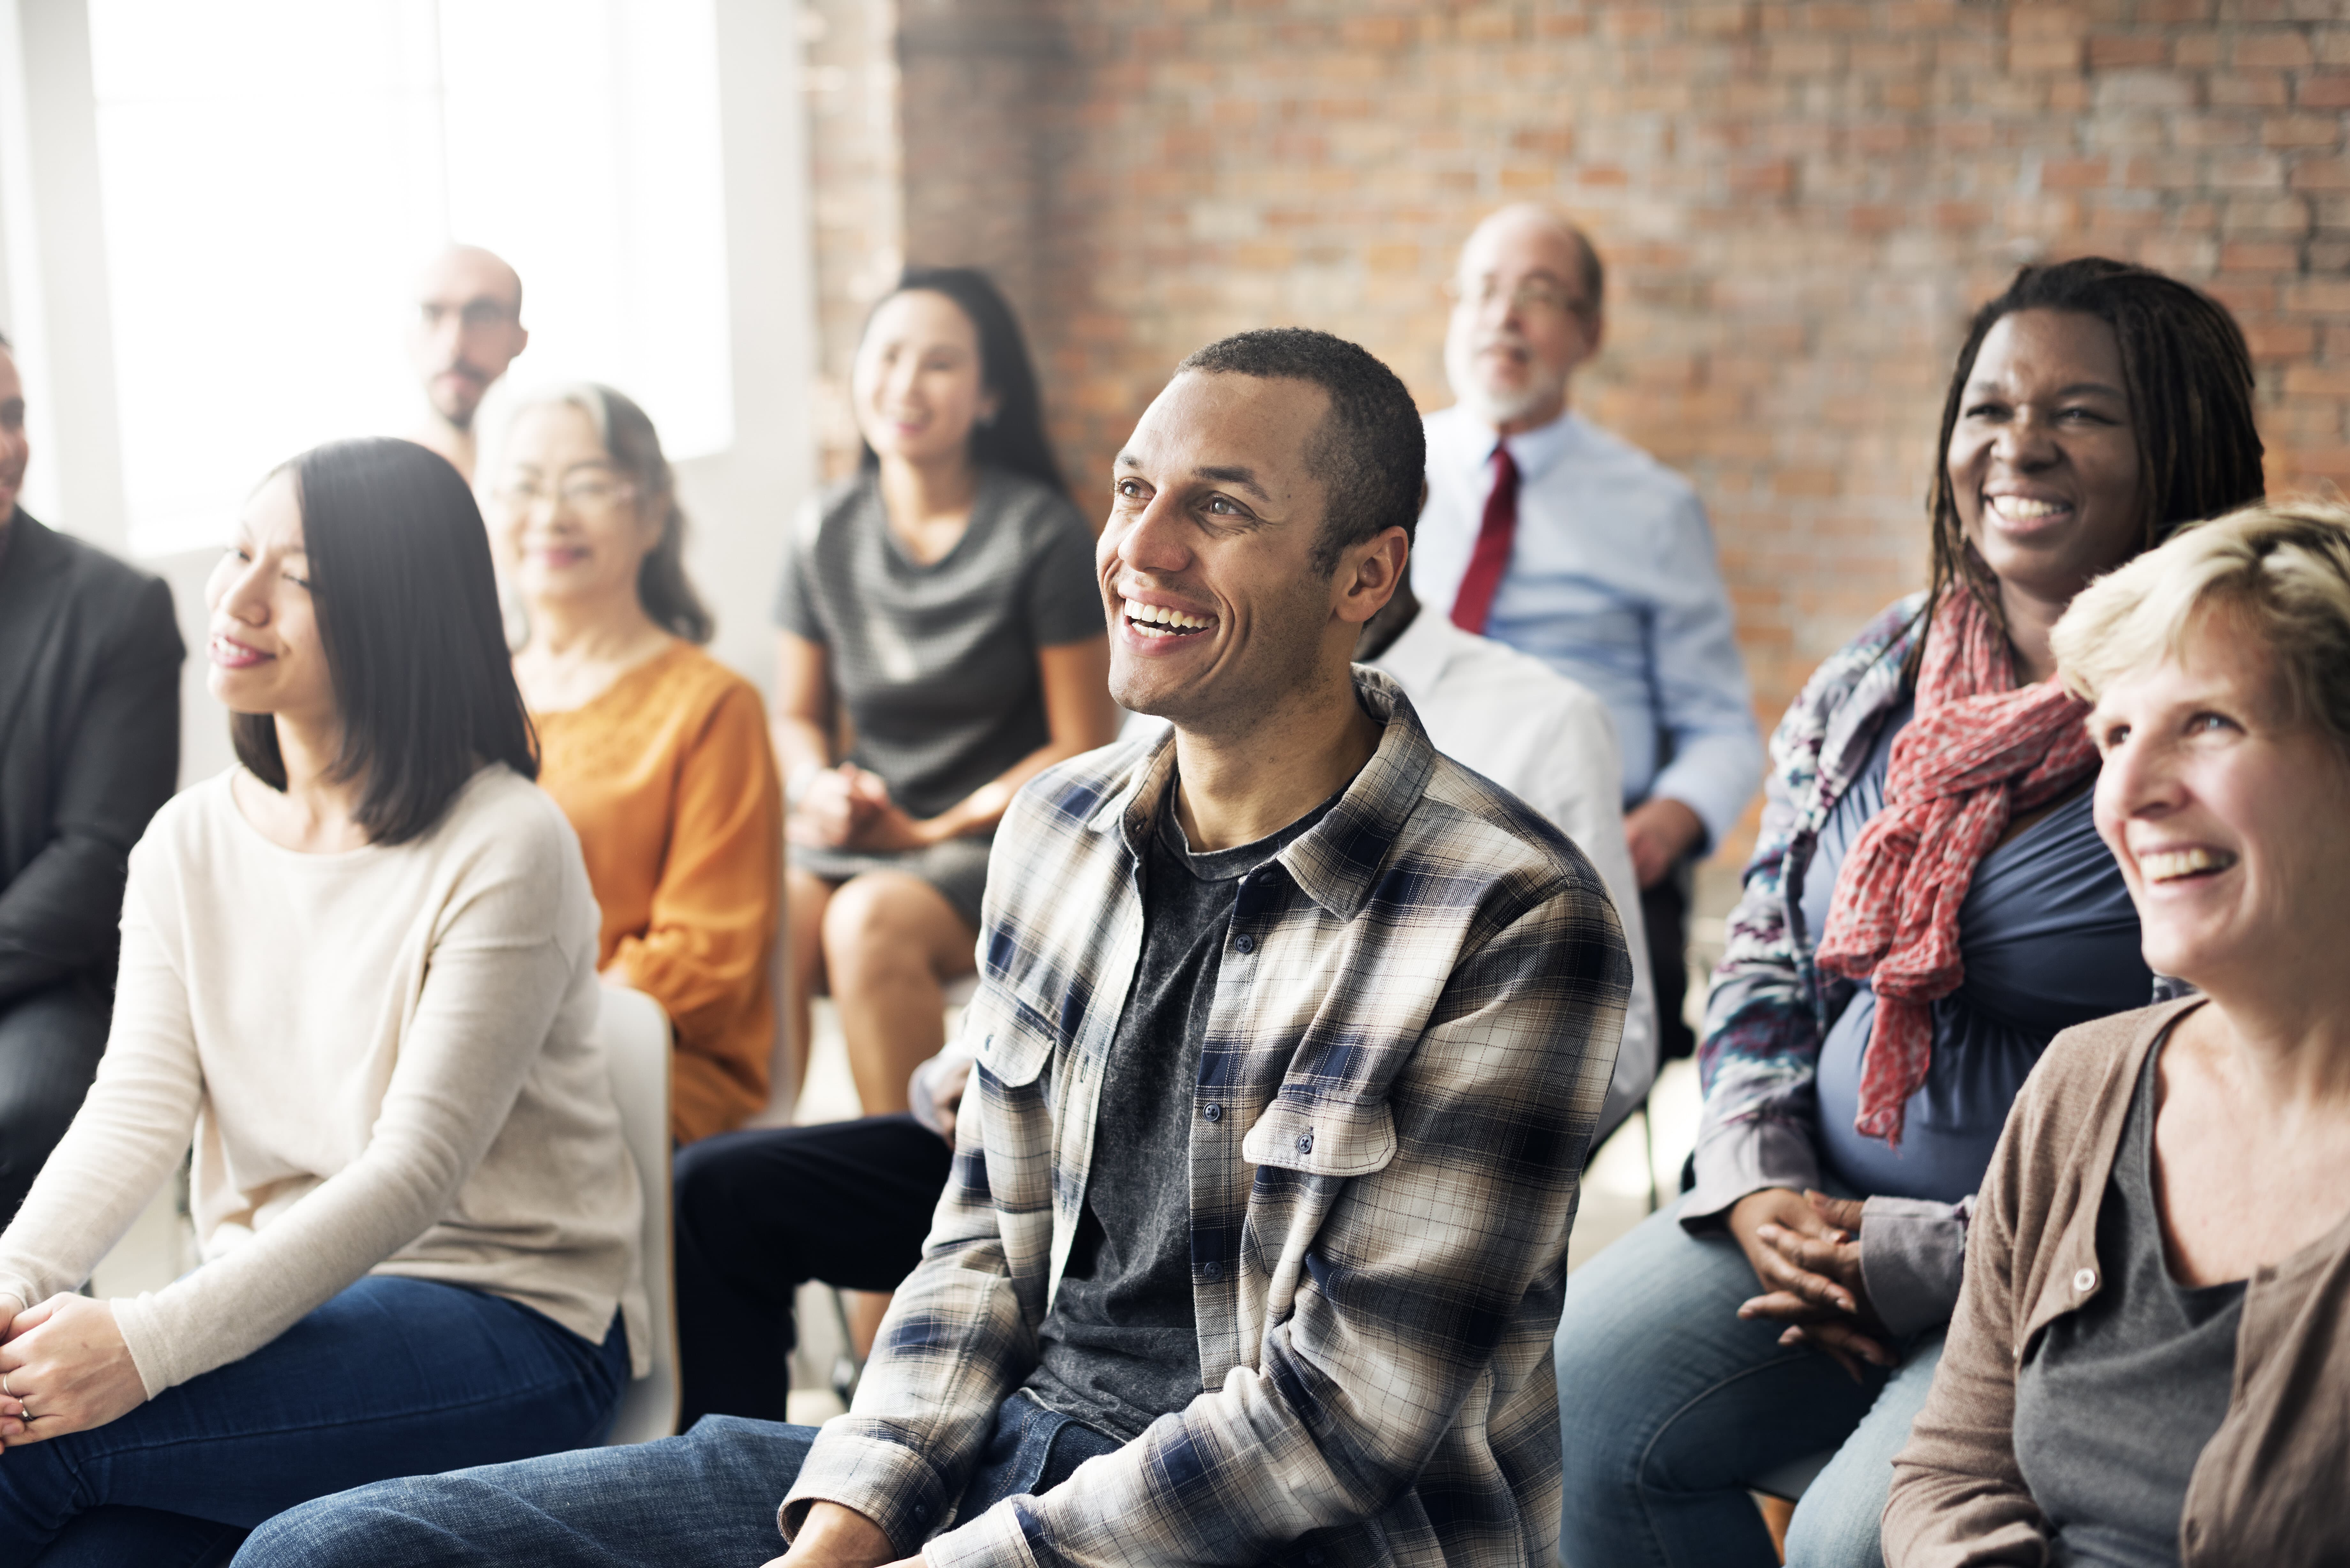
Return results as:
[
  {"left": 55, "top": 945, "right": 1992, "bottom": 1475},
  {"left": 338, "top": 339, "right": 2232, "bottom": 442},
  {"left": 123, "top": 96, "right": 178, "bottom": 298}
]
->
[{"left": 0, "top": 765, "right": 648, "bottom": 1396}]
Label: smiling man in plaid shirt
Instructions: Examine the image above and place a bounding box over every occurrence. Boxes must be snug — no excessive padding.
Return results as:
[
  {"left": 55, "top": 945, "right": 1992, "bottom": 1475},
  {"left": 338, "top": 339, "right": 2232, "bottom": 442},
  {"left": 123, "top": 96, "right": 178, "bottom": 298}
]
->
[{"left": 240, "top": 328, "right": 1633, "bottom": 1568}]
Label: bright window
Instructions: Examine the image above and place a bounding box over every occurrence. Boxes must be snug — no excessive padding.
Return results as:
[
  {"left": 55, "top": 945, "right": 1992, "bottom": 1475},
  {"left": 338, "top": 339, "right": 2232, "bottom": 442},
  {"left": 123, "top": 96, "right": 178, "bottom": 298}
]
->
[{"left": 87, "top": 0, "right": 732, "bottom": 556}]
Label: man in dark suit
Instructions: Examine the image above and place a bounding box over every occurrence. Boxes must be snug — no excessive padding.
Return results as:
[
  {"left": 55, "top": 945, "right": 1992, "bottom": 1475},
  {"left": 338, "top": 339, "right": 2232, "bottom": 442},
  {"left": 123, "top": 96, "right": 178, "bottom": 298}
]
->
[{"left": 0, "top": 331, "right": 182, "bottom": 1221}]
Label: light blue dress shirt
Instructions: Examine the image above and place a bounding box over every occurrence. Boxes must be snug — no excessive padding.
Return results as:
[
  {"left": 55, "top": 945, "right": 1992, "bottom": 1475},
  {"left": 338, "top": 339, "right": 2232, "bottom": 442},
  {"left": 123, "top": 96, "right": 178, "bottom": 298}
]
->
[{"left": 1413, "top": 404, "right": 1762, "bottom": 849}]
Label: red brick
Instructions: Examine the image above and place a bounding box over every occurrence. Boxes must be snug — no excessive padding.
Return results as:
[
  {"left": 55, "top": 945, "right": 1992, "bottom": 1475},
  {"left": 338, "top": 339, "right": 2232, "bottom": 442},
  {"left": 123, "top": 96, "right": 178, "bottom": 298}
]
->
[
  {"left": 2265, "top": 115, "right": 2346, "bottom": 148},
  {"left": 2210, "top": 155, "right": 2287, "bottom": 187},
  {"left": 2287, "top": 277, "right": 2350, "bottom": 311},
  {"left": 2244, "top": 321, "right": 2318, "bottom": 359},
  {"left": 2096, "top": 70, "right": 2199, "bottom": 109},
  {"left": 2088, "top": 34, "right": 2170, "bottom": 68},
  {"left": 2009, "top": 36, "right": 2082, "bottom": 72},
  {"left": 2233, "top": 30, "right": 2316, "bottom": 68},
  {"left": 2209, "top": 71, "right": 2290, "bottom": 107},
  {"left": 2218, "top": 240, "right": 2301, "bottom": 270},
  {"left": 2301, "top": 72, "right": 2350, "bottom": 108},
  {"left": 2292, "top": 158, "right": 2350, "bottom": 190},
  {"left": 2284, "top": 364, "right": 2350, "bottom": 397},
  {"left": 2042, "top": 155, "right": 2113, "bottom": 188}
]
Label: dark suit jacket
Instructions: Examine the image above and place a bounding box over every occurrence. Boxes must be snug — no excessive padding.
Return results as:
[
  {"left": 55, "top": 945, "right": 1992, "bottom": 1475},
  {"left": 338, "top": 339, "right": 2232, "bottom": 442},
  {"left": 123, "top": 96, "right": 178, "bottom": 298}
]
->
[{"left": 0, "top": 509, "right": 183, "bottom": 1004}]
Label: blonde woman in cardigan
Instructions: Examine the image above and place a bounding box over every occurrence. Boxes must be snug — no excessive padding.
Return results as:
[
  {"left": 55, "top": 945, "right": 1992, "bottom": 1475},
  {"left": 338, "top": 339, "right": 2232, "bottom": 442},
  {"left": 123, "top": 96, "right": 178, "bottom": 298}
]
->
[{"left": 1886, "top": 500, "right": 2350, "bottom": 1566}]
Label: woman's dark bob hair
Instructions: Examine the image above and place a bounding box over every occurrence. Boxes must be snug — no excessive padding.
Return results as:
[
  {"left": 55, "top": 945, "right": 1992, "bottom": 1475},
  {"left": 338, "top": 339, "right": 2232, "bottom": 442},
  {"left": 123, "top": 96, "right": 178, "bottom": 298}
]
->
[
  {"left": 858, "top": 265, "right": 1066, "bottom": 496},
  {"left": 1920, "top": 256, "right": 2265, "bottom": 651},
  {"left": 231, "top": 438, "right": 537, "bottom": 845}
]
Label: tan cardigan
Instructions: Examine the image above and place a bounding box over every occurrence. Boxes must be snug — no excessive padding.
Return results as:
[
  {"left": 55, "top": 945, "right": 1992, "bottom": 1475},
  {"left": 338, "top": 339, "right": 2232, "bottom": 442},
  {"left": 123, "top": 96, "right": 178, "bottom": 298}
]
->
[{"left": 1884, "top": 998, "right": 2350, "bottom": 1566}]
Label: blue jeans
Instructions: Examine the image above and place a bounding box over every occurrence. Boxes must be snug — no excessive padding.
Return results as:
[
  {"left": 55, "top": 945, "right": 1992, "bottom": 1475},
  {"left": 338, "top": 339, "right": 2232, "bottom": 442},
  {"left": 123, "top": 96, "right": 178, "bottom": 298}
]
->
[
  {"left": 1553, "top": 1197, "right": 1945, "bottom": 1568},
  {"left": 1, "top": 1275, "right": 627, "bottom": 1564},
  {"left": 236, "top": 1390, "right": 1121, "bottom": 1567}
]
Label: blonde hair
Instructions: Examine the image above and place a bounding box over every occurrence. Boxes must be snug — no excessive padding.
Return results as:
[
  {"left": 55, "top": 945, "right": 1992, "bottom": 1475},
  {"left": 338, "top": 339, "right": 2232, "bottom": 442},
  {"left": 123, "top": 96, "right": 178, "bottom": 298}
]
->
[{"left": 2052, "top": 497, "right": 2350, "bottom": 758}]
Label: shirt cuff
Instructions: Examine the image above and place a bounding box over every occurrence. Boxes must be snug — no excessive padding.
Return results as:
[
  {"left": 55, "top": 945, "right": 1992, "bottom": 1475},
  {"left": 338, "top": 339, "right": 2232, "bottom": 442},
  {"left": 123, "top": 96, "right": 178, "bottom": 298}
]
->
[
  {"left": 1681, "top": 1118, "right": 1821, "bottom": 1230},
  {"left": 923, "top": 1497, "right": 1043, "bottom": 1568},
  {"left": 908, "top": 1046, "right": 974, "bottom": 1140},
  {"left": 109, "top": 1292, "right": 174, "bottom": 1399},
  {"left": 1859, "top": 1196, "right": 1970, "bottom": 1338},
  {"left": 1647, "top": 758, "right": 1753, "bottom": 856},
  {"left": 779, "top": 1425, "right": 960, "bottom": 1558}
]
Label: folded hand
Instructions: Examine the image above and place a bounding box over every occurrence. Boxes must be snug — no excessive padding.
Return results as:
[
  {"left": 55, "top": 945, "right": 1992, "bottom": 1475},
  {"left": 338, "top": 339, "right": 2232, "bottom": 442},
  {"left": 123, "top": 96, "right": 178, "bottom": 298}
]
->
[
  {"left": 0, "top": 1294, "right": 146, "bottom": 1447},
  {"left": 1728, "top": 1189, "right": 1894, "bottom": 1382}
]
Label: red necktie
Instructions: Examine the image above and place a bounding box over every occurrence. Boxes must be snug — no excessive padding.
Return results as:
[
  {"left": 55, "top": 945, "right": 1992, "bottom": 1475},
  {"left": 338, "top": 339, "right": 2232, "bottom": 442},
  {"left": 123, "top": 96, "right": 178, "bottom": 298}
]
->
[{"left": 1450, "top": 445, "right": 1519, "bottom": 635}]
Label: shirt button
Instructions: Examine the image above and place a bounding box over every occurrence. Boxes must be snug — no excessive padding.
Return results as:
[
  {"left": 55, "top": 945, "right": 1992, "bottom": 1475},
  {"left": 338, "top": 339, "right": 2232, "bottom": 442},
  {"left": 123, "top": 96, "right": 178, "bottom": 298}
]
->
[
  {"left": 1306, "top": 1552, "right": 1324, "bottom": 1566},
  {"left": 1203, "top": 1103, "right": 1223, "bottom": 1123},
  {"left": 914, "top": 1504, "right": 930, "bottom": 1521},
  {"left": 1235, "top": 933, "right": 1255, "bottom": 954},
  {"left": 2073, "top": 1267, "right": 2097, "bottom": 1293},
  {"left": 1296, "top": 1132, "right": 1314, "bottom": 1154},
  {"left": 1202, "top": 1260, "right": 1223, "bottom": 1279}
]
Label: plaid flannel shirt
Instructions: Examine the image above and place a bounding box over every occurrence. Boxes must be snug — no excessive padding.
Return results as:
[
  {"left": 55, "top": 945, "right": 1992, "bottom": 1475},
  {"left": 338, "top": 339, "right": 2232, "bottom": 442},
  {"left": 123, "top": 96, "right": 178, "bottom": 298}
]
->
[{"left": 782, "top": 670, "right": 1631, "bottom": 1568}]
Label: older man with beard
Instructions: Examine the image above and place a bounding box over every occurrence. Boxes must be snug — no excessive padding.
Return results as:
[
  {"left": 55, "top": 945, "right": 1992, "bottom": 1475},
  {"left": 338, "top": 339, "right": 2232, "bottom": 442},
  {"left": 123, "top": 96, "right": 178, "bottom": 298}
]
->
[{"left": 1414, "top": 204, "right": 1759, "bottom": 1070}]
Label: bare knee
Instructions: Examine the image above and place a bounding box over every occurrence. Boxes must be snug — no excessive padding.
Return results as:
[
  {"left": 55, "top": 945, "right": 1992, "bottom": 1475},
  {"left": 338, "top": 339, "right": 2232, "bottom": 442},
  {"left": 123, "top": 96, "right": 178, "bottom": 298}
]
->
[{"left": 820, "top": 876, "right": 935, "bottom": 991}]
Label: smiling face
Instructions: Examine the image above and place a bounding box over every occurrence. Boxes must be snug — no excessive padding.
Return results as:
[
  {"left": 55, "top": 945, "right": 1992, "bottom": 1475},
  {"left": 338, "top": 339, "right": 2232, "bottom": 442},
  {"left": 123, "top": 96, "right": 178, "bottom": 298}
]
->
[
  {"left": 206, "top": 469, "right": 335, "bottom": 728},
  {"left": 1443, "top": 207, "right": 1600, "bottom": 433},
  {"left": 2089, "top": 607, "right": 2350, "bottom": 994},
  {"left": 1102, "top": 370, "right": 1399, "bottom": 735},
  {"left": 852, "top": 289, "right": 998, "bottom": 470},
  {"left": 490, "top": 401, "right": 657, "bottom": 614},
  {"left": 1949, "top": 308, "right": 2145, "bottom": 622}
]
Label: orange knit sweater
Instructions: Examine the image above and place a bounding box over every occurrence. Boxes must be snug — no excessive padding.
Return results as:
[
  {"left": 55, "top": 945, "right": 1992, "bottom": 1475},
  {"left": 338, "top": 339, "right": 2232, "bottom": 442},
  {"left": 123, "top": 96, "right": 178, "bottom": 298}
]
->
[{"left": 531, "top": 642, "right": 783, "bottom": 1144}]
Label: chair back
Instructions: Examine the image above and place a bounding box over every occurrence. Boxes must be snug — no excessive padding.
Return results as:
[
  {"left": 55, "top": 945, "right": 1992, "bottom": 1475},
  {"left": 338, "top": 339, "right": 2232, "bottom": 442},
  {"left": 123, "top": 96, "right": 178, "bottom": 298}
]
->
[{"left": 596, "top": 983, "right": 683, "bottom": 1444}]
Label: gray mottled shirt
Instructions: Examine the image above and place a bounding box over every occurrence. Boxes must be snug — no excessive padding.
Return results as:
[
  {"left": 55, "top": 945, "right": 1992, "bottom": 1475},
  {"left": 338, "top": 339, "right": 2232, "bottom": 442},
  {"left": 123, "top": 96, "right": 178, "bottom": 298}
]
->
[
  {"left": 773, "top": 468, "right": 1102, "bottom": 821},
  {"left": 1021, "top": 785, "right": 1338, "bottom": 1441}
]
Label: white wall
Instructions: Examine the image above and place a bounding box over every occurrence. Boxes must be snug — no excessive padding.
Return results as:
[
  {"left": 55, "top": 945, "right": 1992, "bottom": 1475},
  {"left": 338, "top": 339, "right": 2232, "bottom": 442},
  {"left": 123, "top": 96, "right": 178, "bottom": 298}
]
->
[{"left": 1, "top": 0, "right": 815, "bottom": 787}]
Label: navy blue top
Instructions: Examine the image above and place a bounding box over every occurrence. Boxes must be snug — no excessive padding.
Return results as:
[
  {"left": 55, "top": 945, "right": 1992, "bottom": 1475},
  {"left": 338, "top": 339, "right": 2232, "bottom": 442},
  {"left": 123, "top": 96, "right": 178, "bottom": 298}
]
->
[{"left": 1799, "top": 697, "right": 2150, "bottom": 1202}]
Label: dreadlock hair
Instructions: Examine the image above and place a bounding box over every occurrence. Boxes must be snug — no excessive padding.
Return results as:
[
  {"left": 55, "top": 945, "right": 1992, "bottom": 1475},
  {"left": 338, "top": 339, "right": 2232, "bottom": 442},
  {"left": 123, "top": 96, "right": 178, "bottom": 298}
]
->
[{"left": 1914, "top": 257, "right": 2265, "bottom": 678}]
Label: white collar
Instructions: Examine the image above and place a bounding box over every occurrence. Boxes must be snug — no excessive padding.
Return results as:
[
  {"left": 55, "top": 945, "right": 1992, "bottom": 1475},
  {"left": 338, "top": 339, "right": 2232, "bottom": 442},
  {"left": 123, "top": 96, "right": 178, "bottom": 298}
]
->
[
  {"left": 1367, "top": 602, "right": 1465, "bottom": 697},
  {"left": 1444, "top": 405, "right": 1582, "bottom": 483}
]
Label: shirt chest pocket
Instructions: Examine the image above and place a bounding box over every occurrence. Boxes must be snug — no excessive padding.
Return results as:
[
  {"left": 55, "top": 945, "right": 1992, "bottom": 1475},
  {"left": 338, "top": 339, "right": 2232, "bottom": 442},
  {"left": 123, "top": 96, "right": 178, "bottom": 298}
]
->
[
  {"left": 966, "top": 986, "right": 1059, "bottom": 1089},
  {"left": 1241, "top": 1095, "right": 1398, "bottom": 1180}
]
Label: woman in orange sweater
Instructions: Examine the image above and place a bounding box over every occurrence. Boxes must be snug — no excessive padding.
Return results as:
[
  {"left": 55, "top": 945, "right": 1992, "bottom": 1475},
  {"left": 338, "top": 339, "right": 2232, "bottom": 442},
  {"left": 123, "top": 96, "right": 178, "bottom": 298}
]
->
[{"left": 492, "top": 384, "right": 782, "bottom": 1144}]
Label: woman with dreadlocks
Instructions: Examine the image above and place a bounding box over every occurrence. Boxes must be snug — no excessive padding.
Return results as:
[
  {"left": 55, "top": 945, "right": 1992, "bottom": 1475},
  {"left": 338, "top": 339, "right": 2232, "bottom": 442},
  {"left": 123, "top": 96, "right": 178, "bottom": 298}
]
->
[{"left": 1553, "top": 258, "right": 2266, "bottom": 1568}]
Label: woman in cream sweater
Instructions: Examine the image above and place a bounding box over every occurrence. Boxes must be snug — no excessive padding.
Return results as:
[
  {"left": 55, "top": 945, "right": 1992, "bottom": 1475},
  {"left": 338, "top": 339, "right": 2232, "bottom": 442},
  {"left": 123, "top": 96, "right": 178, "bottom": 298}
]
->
[{"left": 0, "top": 439, "right": 645, "bottom": 1562}]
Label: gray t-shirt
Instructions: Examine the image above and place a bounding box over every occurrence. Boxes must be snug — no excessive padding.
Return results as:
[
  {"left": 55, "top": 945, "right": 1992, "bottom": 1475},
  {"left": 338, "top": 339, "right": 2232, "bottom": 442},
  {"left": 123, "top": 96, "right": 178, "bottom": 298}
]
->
[
  {"left": 2014, "top": 1032, "right": 2245, "bottom": 1567},
  {"left": 1021, "top": 786, "right": 1337, "bottom": 1441},
  {"left": 773, "top": 468, "right": 1102, "bottom": 820}
]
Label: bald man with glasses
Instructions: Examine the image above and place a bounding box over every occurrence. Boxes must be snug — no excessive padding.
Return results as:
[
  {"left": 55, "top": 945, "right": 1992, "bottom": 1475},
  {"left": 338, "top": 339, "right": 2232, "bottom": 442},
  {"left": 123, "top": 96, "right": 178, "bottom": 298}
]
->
[
  {"left": 406, "top": 244, "right": 530, "bottom": 483},
  {"left": 1414, "top": 203, "right": 1760, "bottom": 1076}
]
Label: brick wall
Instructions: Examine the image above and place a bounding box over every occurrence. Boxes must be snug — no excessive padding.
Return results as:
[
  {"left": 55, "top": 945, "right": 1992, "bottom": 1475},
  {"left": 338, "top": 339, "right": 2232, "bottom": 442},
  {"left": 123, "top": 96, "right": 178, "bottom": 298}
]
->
[{"left": 808, "top": 0, "right": 2350, "bottom": 863}]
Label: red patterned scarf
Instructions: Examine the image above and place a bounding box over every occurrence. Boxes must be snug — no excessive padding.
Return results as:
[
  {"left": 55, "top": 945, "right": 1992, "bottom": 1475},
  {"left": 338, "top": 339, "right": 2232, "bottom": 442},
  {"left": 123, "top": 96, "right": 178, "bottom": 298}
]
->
[{"left": 1815, "top": 588, "right": 2098, "bottom": 1144}]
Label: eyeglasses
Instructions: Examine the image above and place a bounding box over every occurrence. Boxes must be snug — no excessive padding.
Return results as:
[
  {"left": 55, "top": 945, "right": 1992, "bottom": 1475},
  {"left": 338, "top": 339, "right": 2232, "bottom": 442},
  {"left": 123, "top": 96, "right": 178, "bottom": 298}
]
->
[
  {"left": 492, "top": 474, "right": 636, "bottom": 512},
  {"left": 1444, "top": 276, "right": 1593, "bottom": 320},
  {"left": 419, "top": 300, "right": 519, "bottom": 333}
]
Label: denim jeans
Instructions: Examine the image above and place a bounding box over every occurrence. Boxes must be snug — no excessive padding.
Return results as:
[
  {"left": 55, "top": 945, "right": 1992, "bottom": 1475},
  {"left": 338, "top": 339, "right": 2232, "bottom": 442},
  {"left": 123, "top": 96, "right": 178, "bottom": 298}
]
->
[
  {"left": 2, "top": 1274, "right": 627, "bottom": 1564},
  {"left": 235, "top": 1390, "right": 1122, "bottom": 1567},
  {"left": 1553, "top": 1196, "right": 1945, "bottom": 1568}
]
